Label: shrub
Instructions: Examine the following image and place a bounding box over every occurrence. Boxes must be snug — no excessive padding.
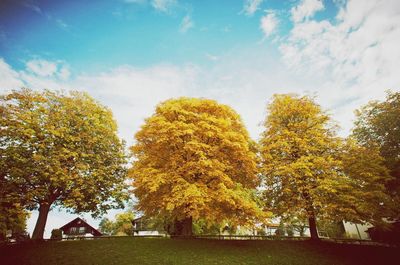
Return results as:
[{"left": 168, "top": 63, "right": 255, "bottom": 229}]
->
[{"left": 51, "top": 229, "right": 63, "bottom": 240}]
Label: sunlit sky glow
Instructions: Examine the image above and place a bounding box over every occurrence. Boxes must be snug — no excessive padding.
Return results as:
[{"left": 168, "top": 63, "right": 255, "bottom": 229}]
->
[{"left": 1, "top": 0, "right": 399, "bottom": 238}]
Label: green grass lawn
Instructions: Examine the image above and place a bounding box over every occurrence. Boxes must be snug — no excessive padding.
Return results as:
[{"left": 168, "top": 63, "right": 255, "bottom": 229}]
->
[{"left": 1, "top": 237, "right": 398, "bottom": 265}]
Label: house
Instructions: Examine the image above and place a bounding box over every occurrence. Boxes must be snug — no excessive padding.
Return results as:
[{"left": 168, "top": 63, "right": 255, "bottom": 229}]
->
[
  {"left": 131, "top": 216, "right": 164, "bottom": 236},
  {"left": 343, "top": 222, "right": 372, "bottom": 240},
  {"left": 59, "top": 217, "right": 102, "bottom": 238}
]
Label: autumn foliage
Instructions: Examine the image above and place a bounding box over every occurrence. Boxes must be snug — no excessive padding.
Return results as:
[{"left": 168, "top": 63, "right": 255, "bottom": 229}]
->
[
  {"left": 129, "top": 98, "right": 265, "bottom": 235},
  {"left": 1, "top": 89, "right": 127, "bottom": 239},
  {"left": 260, "top": 94, "right": 393, "bottom": 240}
]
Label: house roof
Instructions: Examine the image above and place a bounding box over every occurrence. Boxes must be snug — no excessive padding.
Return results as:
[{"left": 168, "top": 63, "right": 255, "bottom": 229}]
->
[{"left": 59, "top": 217, "right": 103, "bottom": 236}]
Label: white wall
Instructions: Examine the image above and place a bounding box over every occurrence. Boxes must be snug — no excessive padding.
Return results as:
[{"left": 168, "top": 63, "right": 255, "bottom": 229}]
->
[{"left": 343, "top": 222, "right": 372, "bottom": 239}]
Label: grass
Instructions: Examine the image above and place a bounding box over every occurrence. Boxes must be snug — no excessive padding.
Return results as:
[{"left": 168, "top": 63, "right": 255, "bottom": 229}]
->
[{"left": 1, "top": 237, "right": 399, "bottom": 265}]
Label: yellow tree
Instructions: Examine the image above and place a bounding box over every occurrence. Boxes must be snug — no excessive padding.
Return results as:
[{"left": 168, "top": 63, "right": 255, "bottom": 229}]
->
[
  {"left": 129, "top": 98, "right": 264, "bottom": 235},
  {"left": 0, "top": 89, "right": 128, "bottom": 239},
  {"left": 336, "top": 139, "right": 394, "bottom": 224},
  {"left": 260, "top": 94, "right": 344, "bottom": 240},
  {"left": 352, "top": 91, "right": 400, "bottom": 212},
  {"left": 260, "top": 94, "right": 394, "bottom": 240}
]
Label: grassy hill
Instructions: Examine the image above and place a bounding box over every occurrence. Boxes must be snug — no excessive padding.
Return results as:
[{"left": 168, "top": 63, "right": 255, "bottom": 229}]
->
[{"left": 1, "top": 237, "right": 398, "bottom": 265}]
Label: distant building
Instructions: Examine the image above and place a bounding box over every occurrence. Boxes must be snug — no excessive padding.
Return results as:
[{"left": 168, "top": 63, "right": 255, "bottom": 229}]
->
[
  {"left": 343, "top": 222, "right": 372, "bottom": 240},
  {"left": 59, "top": 217, "right": 102, "bottom": 238},
  {"left": 131, "top": 216, "right": 164, "bottom": 236}
]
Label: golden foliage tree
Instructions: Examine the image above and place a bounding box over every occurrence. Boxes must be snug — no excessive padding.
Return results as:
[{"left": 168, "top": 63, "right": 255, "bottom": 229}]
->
[
  {"left": 129, "top": 98, "right": 264, "bottom": 235},
  {"left": 0, "top": 89, "right": 128, "bottom": 239},
  {"left": 352, "top": 91, "right": 400, "bottom": 210},
  {"left": 337, "top": 139, "right": 394, "bottom": 224},
  {"left": 0, "top": 182, "right": 29, "bottom": 241},
  {"left": 260, "top": 94, "right": 393, "bottom": 240}
]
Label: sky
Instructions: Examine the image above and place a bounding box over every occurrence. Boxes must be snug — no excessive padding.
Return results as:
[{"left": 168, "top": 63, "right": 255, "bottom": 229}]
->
[{"left": 1, "top": 0, "right": 399, "bottom": 238}]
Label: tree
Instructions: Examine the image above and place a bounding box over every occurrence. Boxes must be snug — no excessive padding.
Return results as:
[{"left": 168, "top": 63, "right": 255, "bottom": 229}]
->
[
  {"left": 260, "top": 94, "right": 394, "bottom": 240},
  {"left": 98, "top": 218, "right": 114, "bottom": 235},
  {"left": 114, "top": 212, "right": 135, "bottom": 236},
  {"left": 1, "top": 165, "right": 29, "bottom": 241},
  {"left": 129, "top": 97, "right": 265, "bottom": 236},
  {"left": 0, "top": 89, "right": 128, "bottom": 239},
  {"left": 352, "top": 91, "right": 400, "bottom": 204},
  {"left": 0, "top": 198, "right": 29, "bottom": 241},
  {"left": 99, "top": 212, "right": 135, "bottom": 236},
  {"left": 260, "top": 94, "right": 342, "bottom": 240},
  {"left": 337, "top": 139, "right": 394, "bottom": 224}
]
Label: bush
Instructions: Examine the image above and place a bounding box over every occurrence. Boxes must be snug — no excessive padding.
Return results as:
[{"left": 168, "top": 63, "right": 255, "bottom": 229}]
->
[
  {"left": 286, "top": 226, "right": 294, "bottom": 237},
  {"left": 51, "top": 229, "right": 63, "bottom": 240}
]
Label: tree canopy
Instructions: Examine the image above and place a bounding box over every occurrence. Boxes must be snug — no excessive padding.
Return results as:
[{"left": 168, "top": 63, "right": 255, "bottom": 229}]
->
[
  {"left": 129, "top": 97, "right": 265, "bottom": 235},
  {"left": 99, "top": 212, "right": 135, "bottom": 236},
  {"left": 0, "top": 89, "right": 128, "bottom": 239},
  {"left": 260, "top": 94, "right": 393, "bottom": 240},
  {"left": 337, "top": 139, "right": 394, "bottom": 224},
  {"left": 352, "top": 91, "right": 400, "bottom": 206}
]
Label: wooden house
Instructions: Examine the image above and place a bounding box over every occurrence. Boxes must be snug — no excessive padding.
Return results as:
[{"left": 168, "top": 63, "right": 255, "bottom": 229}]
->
[{"left": 59, "top": 217, "right": 102, "bottom": 238}]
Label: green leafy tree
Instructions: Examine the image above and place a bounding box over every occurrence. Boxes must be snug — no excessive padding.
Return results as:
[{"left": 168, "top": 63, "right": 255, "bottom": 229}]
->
[
  {"left": 0, "top": 89, "right": 128, "bottom": 239},
  {"left": 352, "top": 91, "right": 400, "bottom": 207},
  {"left": 99, "top": 212, "right": 135, "bottom": 236},
  {"left": 114, "top": 212, "right": 135, "bottom": 236},
  {"left": 129, "top": 97, "right": 265, "bottom": 236},
  {"left": 98, "top": 218, "right": 114, "bottom": 235}
]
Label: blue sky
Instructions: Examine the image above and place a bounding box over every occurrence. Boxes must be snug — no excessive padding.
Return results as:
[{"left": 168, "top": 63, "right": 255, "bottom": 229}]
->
[
  {"left": 1, "top": 0, "right": 400, "bottom": 238},
  {"left": 1, "top": 0, "right": 339, "bottom": 73}
]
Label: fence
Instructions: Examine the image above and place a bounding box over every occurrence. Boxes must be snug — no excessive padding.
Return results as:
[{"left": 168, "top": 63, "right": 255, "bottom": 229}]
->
[{"left": 3, "top": 234, "right": 393, "bottom": 247}]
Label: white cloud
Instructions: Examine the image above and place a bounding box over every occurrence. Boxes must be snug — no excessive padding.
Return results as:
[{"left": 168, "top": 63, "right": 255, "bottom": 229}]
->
[
  {"left": 58, "top": 66, "right": 71, "bottom": 80},
  {"left": 242, "top": 0, "right": 263, "bottom": 16},
  {"left": 0, "top": 53, "right": 310, "bottom": 142},
  {"left": 291, "top": 0, "right": 324, "bottom": 23},
  {"left": 151, "top": 0, "right": 177, "bottom": 13},
  {"left": 280, "top": 0, "right": 400, "bottom": 132},
  {"left": 56, "top": 19, "right": 68, "bottom": 30},
  {"left": 205, "top": 53, "right": 219, "bottom": 62},
  {"left": 179, "top": 15, "right": 194, "bottom": 33},
  {"left": 26, "top": 59, "right": 58, "bottom": 77},
  {"left": 21, "top": 1, "right": 42, "bottom": 14},
  {"left": 0, "top": 59, "right": 24, "bottom": 92},
  {"left": 73, "top": 64, "right": 200, "bottom": 142},
  {"left": 260, "top": 10, "right": 279, "bottom": 37}
]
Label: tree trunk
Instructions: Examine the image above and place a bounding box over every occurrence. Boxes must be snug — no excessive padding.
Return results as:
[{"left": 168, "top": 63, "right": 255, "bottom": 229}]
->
[
  {"left": 173, "top": 217, "right": 193, "bottom": 236},
  {"left": 32, "top": 202, "right": 51, "bottom": 240},
  {"left": 308, "top": 213, "right": 320, "bottom": 241}
]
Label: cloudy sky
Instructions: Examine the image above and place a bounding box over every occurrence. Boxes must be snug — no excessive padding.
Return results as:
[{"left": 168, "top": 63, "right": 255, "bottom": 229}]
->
[{"left": 1, "top": 0, "right": 399, "bottom": 238}]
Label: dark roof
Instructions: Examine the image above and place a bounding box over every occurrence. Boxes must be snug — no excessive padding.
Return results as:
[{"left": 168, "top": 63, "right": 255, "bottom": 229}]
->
[{"left": 59, "top": 217, "right": 103, "bottom": 236}]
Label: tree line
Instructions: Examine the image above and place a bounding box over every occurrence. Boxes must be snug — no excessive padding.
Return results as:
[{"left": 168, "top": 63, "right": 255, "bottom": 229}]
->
[{"left": 1, "top": 88, "right": 399, "bottom": 241}]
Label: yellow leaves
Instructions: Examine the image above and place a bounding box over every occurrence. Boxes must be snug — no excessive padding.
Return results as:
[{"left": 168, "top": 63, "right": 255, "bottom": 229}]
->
[
  {"left": 260, "top": 94, "right": 343, "bottom": 220},
  {"left": 260, "top": 93, "right": 395, "bottom": 225},
  {"left": 130, "top": 97, "right": 261, "bottom": 225},
  {"left": 1, "top": 88, "right": 127, "bottom": 216}
]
